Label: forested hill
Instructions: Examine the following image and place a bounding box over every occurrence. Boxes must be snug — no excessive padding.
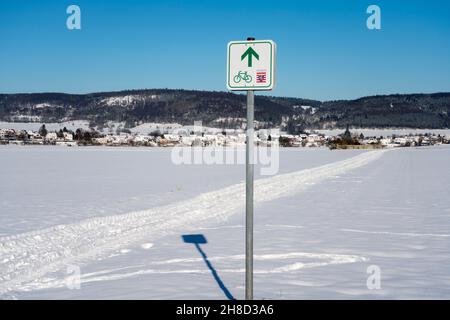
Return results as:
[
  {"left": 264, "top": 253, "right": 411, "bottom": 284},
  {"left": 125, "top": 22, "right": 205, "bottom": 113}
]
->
[{"left": 1, "top": 89, "right": 449, "bottom": 131}]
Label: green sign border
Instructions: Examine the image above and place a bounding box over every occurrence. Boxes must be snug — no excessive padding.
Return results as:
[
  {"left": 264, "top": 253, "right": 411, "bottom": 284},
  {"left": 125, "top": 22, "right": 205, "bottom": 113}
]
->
[{"left": 227, "top": 40, "right": 274, "bottom": 90}]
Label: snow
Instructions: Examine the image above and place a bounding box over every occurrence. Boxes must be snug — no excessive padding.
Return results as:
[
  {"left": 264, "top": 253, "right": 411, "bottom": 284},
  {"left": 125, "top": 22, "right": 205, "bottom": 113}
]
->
[
  {"left": 316, "top": 128, "right": 450, "bottom": 138},
  {"left": 141, "top": 243, "right": 154, "bottom": 250},
  {"left": 130, "top": 123, "right": 183, "bottom": 135},
  {"left": 101, "top": 95, "right": 145, "bottom": 107},
  {"left": 100, "top": 95, "right": 160, "bottom": 107},
  {"left": 9, "top": 115, "right": 42, "bottom": 122},
  {"left": 0, "top": 146, "right": 365, "bottom": 235},
  {"left": 0, "top": 121, "right": 228, "bottom": 136},
  {"left": 1, "top": 146, "right": 450, "bottom": 299},
  {"left": 34, "top": 103, "right": 58, "bottom": 109},
  {"left": 3, "top": 120, "right": 449, "bottom": 140},
  {"left": 0, "top": 121, "right": 91, "bottom": 132},
  {"left": 293, "top": 105, "right": 317, "bottom": 114}
]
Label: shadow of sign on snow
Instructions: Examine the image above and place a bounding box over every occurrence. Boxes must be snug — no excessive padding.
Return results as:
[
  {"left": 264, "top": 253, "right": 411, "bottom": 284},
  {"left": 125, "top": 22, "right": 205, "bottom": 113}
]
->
[{"left": 182, "top": 234, "right": 235, "bottom": 300}]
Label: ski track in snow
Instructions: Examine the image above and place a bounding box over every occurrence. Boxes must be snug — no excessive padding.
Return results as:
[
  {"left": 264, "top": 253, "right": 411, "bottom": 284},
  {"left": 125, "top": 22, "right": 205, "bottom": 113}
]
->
[
  {"left": 0, "top": 150, "right": 387, "bottom": 295},
  {"left": 341, "top": 228, "right": 450, "bottom": 238},
  {"left": 17, "top": 252, "right": 368, "bottom": 292}
]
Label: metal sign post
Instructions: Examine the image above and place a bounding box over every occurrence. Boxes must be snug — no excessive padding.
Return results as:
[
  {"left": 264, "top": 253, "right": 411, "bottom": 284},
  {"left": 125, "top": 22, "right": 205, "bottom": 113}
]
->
[
  {"left": 246, "top": 87, "right": 254, "bottom": 300},
  {"left": 227, "top": 37, "right": 276, "bottom": 300}
]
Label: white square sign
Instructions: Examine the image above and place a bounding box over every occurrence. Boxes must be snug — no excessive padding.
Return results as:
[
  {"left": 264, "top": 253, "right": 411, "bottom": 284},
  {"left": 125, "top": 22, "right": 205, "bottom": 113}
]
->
[{"left": 227, "top": 40, "right": 276, "bottom": 91}]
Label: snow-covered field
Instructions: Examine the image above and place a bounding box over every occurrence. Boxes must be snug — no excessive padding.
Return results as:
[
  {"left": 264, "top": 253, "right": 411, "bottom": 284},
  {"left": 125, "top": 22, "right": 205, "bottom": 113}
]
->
[{"left": 0, "top": 146, "right": 449, "bottom": 299}]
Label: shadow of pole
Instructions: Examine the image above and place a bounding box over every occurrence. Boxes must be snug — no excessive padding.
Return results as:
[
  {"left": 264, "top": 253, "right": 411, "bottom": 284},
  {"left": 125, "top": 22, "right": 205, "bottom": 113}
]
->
[{"left": 182, "top": 234, "right": 236, "bottom": 300}]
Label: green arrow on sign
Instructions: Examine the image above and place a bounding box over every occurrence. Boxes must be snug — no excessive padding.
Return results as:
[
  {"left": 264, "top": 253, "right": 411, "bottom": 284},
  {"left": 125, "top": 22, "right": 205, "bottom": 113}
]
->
[{"left": 241, "top": 47, "right": 259, "bottom": 68}]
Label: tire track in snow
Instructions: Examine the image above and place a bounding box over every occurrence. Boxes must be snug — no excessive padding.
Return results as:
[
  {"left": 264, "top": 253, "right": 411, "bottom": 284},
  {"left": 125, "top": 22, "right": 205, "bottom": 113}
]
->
[
  {"left": 0, "top": 150, "right": 387, "bottom": 295},
  {"left": 17, "top": 252, "right": 368, "bottom": 292},
  {"left": 341, "top": 228, "right": 450, "bottom": 238}
]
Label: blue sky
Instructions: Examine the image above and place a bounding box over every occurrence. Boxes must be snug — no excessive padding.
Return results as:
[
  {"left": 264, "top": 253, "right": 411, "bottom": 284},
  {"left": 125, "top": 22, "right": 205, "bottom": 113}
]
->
[{"left": 1, "top": 0, "right": 449, "bottom": 100}]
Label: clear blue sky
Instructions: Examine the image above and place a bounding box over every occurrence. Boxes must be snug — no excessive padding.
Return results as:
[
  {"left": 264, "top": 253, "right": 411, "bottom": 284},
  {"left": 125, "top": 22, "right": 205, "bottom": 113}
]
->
[{"left": 1, "top": 0, "right": 449, "bottom": 100}]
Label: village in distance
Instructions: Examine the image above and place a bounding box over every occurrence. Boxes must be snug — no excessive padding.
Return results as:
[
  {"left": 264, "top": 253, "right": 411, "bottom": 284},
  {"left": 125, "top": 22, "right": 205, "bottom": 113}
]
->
[{"left": 1, "top": 122, "right": 449, "bottom": 150}]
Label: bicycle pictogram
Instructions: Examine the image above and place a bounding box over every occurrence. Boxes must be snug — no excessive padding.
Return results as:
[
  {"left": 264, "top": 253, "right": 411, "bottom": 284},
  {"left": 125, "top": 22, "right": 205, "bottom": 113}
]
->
[{"left": 233, "top": 71, "right": 252, "bottom": 84}]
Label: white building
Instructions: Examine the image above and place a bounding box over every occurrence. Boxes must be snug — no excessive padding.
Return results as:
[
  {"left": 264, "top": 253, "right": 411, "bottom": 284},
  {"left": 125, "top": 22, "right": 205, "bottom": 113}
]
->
[
  {"left": 63, "top": 132, "right": 73, "bottom": 141},
  {"left": 45, "top": 132, "right": 58, "bottom": 141}
]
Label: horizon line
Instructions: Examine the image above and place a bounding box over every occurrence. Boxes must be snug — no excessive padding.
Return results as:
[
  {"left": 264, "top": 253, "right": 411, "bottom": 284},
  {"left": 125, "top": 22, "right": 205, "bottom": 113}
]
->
[{"left": 1, "top": 88, "right": 450, "bottom": 103}]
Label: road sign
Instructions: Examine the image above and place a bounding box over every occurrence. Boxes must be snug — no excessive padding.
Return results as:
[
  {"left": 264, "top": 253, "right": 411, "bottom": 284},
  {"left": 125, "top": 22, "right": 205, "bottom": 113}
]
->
[
  {"left": 227, "top": 40, "right": 276, "bottom": 91},
  {"left": 227, "top": 38, "right": 276, "bottom": 301},
  {"left": 227, "top": 37, "right": 276, "bottom": 300}
]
